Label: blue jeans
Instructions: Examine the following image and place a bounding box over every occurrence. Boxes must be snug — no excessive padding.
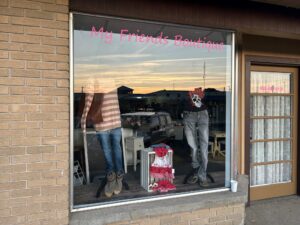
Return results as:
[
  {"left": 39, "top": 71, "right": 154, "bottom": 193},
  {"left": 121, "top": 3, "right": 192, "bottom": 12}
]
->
[
  {"left": 96, "top": 127, "right": 124, "bottom": 174},
  {"left": 183, "top": 110, "right": 209, "bottom": 182}
]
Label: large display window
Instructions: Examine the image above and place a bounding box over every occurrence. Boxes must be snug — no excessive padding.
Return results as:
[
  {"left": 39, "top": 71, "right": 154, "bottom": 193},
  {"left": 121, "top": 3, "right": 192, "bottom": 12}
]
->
[{"left": 71, "top": 13, "right": 234, "bottom": 207}]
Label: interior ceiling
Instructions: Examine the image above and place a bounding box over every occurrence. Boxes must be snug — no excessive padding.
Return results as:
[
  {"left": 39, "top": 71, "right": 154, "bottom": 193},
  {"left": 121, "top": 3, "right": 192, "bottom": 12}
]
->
[{"left": 252, "top": 0, "right": 300, "bottom": 9}]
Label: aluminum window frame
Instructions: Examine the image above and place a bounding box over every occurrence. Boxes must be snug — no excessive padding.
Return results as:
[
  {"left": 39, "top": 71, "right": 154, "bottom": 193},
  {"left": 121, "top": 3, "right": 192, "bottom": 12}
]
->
[{"left": 69, "top": 12, "right": 237, "bottom": 212}]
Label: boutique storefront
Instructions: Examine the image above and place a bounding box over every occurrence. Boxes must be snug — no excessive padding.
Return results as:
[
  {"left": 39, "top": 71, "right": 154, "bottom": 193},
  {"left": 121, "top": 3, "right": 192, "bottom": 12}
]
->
[{"left": 1, "top": 1, "right": 300, "bottom": 225}]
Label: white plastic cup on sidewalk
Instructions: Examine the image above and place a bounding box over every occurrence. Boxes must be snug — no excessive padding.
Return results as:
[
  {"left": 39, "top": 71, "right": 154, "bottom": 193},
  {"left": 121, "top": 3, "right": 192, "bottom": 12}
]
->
[{"left": 230, "top": 180, "right": 238, "bottom": 192}]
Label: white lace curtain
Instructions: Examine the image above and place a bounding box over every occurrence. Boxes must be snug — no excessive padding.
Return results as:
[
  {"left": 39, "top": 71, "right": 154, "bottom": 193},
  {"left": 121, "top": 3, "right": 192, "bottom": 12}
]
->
[{"left": 250, "top": 72, "right": 292, "bottom": 186}]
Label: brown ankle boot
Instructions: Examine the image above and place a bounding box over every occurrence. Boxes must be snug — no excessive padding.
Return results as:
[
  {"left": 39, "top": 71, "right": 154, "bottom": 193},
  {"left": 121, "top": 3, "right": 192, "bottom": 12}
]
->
[
  {"left": 104, "top": 172, "right": 116, "bottom": 197},
  {"left": 114, "top": 172, "right": 124, "bottom": 195}
]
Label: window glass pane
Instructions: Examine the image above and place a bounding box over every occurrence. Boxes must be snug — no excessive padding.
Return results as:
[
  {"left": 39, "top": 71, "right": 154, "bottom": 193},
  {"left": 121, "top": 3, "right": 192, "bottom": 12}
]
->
[
  {"left": 250, "top": 163, "right": 291, "bottom": 186},
  {"left": 73, "top": 14, "right": 233, "bottom": 206},
  {"left": 250, "top": 141, "right": 291, "bottom": 163},
  {"left": 250, "top": 72, "right": 291, "bottom": 94},
  {"left": 250, "top": 96, "right": 291, "bottom": 116},
  {"left": 250, "top": 119, "right": 291, "bottom": 140}
]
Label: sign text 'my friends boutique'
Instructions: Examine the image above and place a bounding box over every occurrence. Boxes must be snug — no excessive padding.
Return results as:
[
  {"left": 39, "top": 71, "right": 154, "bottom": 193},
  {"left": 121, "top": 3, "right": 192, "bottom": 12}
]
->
[{"left": 90, "top": 26, "right": 224, "bottom": 52}]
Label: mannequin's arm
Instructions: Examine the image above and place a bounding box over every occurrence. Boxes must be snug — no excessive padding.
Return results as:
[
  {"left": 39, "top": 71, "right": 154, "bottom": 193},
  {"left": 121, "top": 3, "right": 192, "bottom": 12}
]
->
[{"left": 81, "top": 93, "right": 94, "bottom": 132}]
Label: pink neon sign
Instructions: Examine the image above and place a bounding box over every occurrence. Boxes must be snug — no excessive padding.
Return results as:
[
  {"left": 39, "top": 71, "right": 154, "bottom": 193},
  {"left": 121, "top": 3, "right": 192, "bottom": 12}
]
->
[{"left": 90, "top": 26, "right": 224, "bottom": 52}]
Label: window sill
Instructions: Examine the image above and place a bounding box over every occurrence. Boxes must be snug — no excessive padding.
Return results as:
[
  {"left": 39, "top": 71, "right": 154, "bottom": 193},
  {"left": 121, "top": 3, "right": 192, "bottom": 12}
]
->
[{"left": 70, "top": 175, "right": 248, "bottom": 225}]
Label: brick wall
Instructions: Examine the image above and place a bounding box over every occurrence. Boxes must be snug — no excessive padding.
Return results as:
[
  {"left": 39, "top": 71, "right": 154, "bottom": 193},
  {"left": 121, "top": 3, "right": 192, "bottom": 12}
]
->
[
  {"left": 0, "top": 0, "right": 69, "bottom": 224},
  {"left": 108, "top": 203, "right": 245, "bottom": 225}
]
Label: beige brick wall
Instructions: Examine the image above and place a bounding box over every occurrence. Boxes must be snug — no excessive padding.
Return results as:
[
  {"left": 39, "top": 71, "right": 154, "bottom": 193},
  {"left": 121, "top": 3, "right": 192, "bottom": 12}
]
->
[
  {"left": 0, "top": 0, "right": 69, "bottom": 224},
  {"left": 107, "top": 204, "right": 245, "bottom": 225}
]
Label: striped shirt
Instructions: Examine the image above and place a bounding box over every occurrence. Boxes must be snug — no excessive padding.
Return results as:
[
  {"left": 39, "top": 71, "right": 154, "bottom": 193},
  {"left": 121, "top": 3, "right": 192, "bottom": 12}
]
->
[{"left": 81, "top": 91, "right": 121, "bottom": 131}]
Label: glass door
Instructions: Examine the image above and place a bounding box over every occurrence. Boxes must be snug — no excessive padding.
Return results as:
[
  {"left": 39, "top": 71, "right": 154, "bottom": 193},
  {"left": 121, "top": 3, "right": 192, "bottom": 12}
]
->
[{"left": 250, "top": 66, "right": 298, "bottom": 201}]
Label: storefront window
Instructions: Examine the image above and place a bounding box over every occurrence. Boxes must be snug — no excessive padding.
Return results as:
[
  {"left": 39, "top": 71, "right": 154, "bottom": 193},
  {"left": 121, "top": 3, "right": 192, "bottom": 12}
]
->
[{"left": 72, "top": 13, "right": 233, "bottom": 207}]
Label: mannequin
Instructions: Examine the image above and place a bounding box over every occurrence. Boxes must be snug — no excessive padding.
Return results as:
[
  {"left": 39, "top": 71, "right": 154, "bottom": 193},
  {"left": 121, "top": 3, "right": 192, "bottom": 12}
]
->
[
  {"left": 183, "top": 87, "right": 209, "bottom": 187},
  {"left": 81, "top": 79, "right": 124, "bottom": 197}
]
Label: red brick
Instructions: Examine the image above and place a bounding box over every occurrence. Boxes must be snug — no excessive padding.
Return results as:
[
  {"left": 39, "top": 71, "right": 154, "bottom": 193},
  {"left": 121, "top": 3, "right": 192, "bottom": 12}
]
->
[
  {"left": 10, "top": 171, "right": 41, "bottom": 182},
  {"left": 27, "top": 178, "right": 56, "bottom": 188},
  {"left": 40, "top": 104, "right": 68, "bottom": 112},
  {"left": 10, "top": 87, "right": 40, "bottom": 95},
  {"left": 9, "top": 121, "right": 40, "bottom": 129},
  {"left": 11, "top": 16, "right": 41, "bottom": 27},
  {"left": 27, "top": 113, "right": 56, "bottom": 121},
  {"left": 43, "top": 54, "right": 68, "bottom": 62},
  {"left": 0, "top": 137, "right": 9, "bottom": 147},
  {"left": 42, "top": 170, "right": 63, "bottom": 179},
  {"left": 0, "top": 7, "right": 24, "bottom": 17},
  {"left": 27, "top": 61, "right": 56, "bottom": 70},
  {"left": 56, "top": 62, "right": 68, "bottom": 71},
  {"left": 11, "top": 34, "right": 41, "bottom": 44},
  {"left": 11, "top": 203, "right": 41, "bottom": 216},
  {"left": 11, "top": 52, "right": 41, "bottom": 61},
  {"left": 42, "top": 87, "right": 68, "bottom": 96},
  {"left": 56, "top": 96, "right": 69, "bottom": 103},
  {"left": 0, "top": 215, "right": 26, "bottom": 225},
  {"left": 12, "top": 154, "right": 42, "bottom": 164},
  {"left": 0, "top": 50, "right": 8, "bottom": 59},
  {"left": 10, "top": 0, "right": 41, "bottom": 10},
  {"left": 0, "top": 1, "right": 8, "bottom": 6},
  {"left": 56, "top": 30, "right": 68, "bottom": 38},
  {"left": 42, "top": 20, "right": 68, "bottom": 30},
  {"left": 0, "top": 181, "right": 26, "bottom": 191},
  {"left": 56, "top": 0, "right": 68, "bottom": 5},
  {"left": 0, "top": 96, "right": 24, "bottom": 104},
  {"left": 26, "top": 96, "right": 54, "bottom": 104},
  {"left": 26, "top": 129, "right": 55, "bottom": 137},
  {"left": 26, "top": 145, "right": 55, "bottom": 154},
  {"left": 24, "top": 44, "right": 55, "bottom": 53},
  {"left": 0, "top": 174, "right": 10, "bottom": 183},
  {"left": 1, "top": 129, "right": 25, "bottom": 137},
  {"left": 0, "top": 164, "right": 26, "bottom": 174},
  {"left": 25, "top": 9, "right": 55, "bottom": 20},
  {"left": 12, "top": 137, "right": 41, "bottom": 146},
  {"left": 0, "top": 68, "right": 9, "bottom": 77},
  {"left": 26, "top": 78, "right": 56, "bottom": 87},
  {"left": 0, "top": 42, "right": 23, "bottom": 52},
  {"left": 27, "top": 162, "right": 56, "bottom": 171},
  {"left": 0, "top": 147, "right": 25, "bottom": 156},
  {"left": 56, "top": 144, "right": 68, "bottom": 153},
  {"left": 11, "top": 188, "right": 41, "bottom": 198},
  {"left": 56, "top": 13, "right": 68, "bottom": 21},
  {"left": 42, "top": 70, "right": 68, "bottom": 79},
  {"left": 0, "top": 59, "right": 25, "bottom": 69},
  {"left": 11, "top": 69, "right": 41, "bottom": 78},
  {"left": 41, "top": 3, "right": 68, "bottom": 13},
  {"left": 41, "top": 185, "right": 66, "bottom": 195},
  {"left": 43, "top": 153, "right": 69, "bottom": 161},
  {"left": 0, "top": 113, "right": 25, "bottom": 121},
  {"left": 42, "top": 120, "right": 68, "bottom": 128},
  {"left": 24, "top": 26, "right": 56, "bottom": 37},
  {"left": 28, "top": 210, "right": 56, "bottom": 222},
  {"left": 0, "top": 23, "right": 23, "bottom": 34},
  {"left": 56, "top": 46, "right": 68, "bottom": 55},
  {"left": 0, "top": 156, "right": 9, "bottom": 165},
  {"left": 0, "top": 105, "right": 9, "bottom": 112},
  {"left": 0, "top": 15, "right": 8, "bottom": 23}
]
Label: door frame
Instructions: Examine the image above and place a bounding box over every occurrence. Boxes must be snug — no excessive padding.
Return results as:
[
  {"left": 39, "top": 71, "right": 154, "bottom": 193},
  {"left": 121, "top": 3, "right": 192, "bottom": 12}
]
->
[{"left": 244, "top": 55, "right": 300, "bottom": 203}]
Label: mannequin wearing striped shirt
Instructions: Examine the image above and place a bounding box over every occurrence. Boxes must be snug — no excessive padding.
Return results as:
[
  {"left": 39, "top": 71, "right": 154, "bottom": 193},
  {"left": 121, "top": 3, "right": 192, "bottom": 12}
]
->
[{"left": 81, "top": 90, "right": 124, "bottom": 197}]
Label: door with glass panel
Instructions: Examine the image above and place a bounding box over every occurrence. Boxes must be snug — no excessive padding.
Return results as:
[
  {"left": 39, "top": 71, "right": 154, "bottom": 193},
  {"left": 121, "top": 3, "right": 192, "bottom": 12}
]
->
[{"left": 249, "top": 66, "right": 298, "bottom": 201}]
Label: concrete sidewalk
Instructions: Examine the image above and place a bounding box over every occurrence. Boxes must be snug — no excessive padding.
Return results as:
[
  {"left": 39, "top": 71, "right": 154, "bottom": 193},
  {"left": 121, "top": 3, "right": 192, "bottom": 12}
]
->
[{"left": 245, "top": 195, "right": 300, "bottom": 225}]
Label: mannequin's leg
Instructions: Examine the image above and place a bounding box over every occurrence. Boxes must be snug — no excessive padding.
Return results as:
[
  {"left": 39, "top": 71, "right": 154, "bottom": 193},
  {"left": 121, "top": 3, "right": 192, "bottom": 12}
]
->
[
  {"left": 111, "top": 127, "right": 123, "bottom": 174},
  {"left": 197, "top": 110, "right": 209, "bottom": 183},
  {"left": 183, "top": 113, "right": 200, "bottom": 169},
  {"left": 96, "top": 131, "right": 115, "bottom": 173}
]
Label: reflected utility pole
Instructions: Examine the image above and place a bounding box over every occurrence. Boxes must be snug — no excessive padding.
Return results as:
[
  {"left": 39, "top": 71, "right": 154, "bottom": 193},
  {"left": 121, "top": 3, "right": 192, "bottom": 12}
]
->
[{"left": 203, "top": 61, "right": 206, "bottom": 89}]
